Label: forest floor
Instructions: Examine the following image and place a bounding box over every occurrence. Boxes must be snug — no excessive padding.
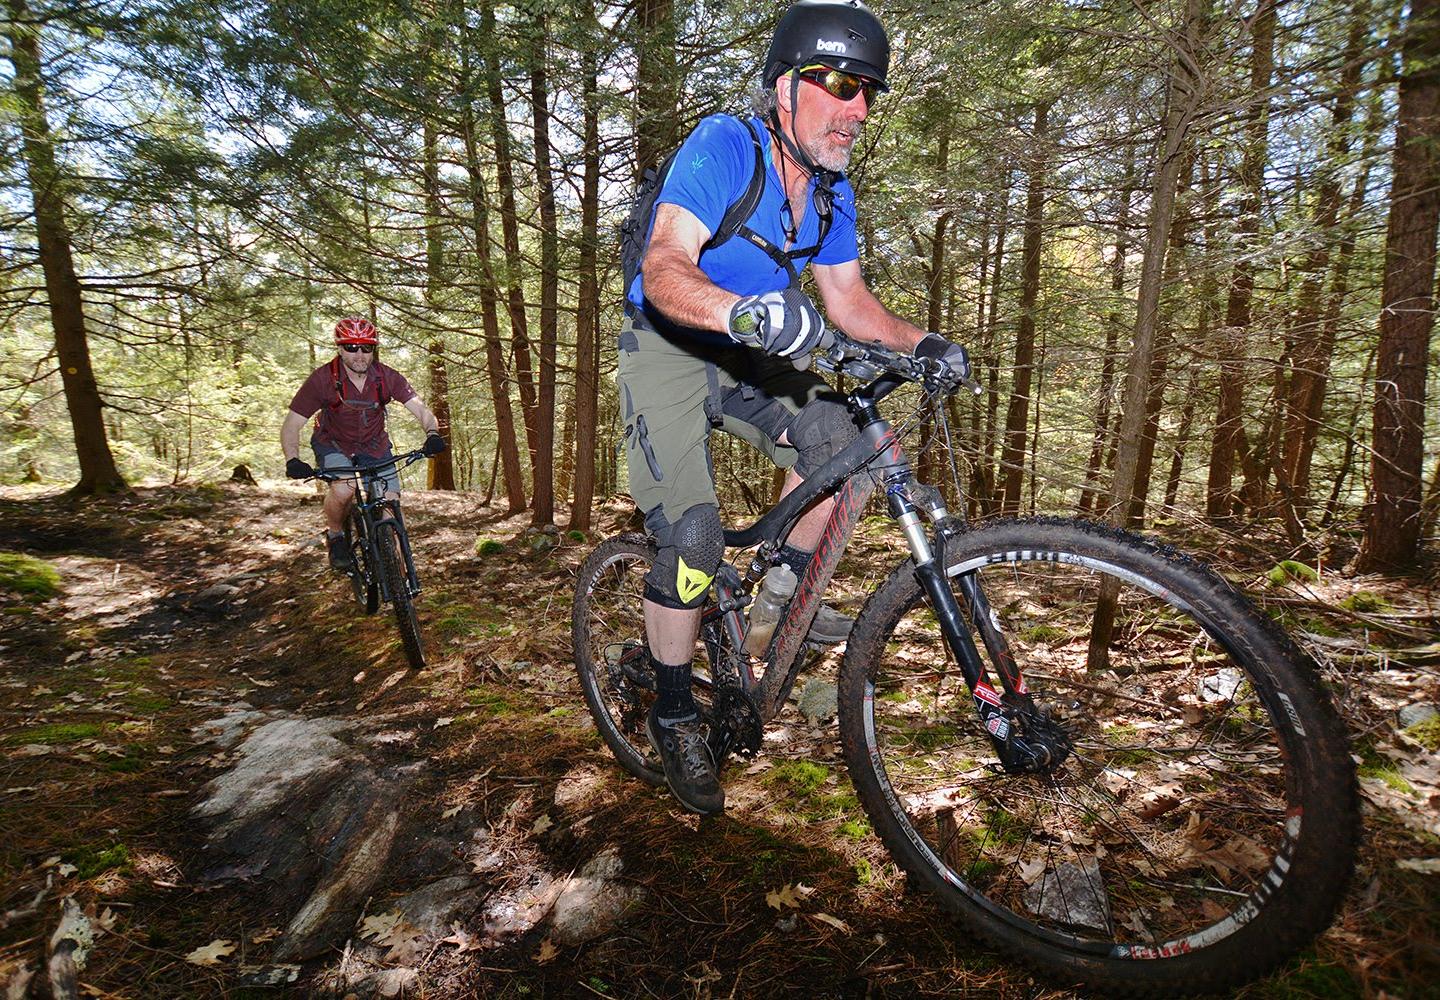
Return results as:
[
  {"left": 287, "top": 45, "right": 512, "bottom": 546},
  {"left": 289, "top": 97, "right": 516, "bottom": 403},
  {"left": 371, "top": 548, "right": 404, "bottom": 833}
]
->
[{"left": 0, "top": 481, "right": 1436, "bottom": 999}]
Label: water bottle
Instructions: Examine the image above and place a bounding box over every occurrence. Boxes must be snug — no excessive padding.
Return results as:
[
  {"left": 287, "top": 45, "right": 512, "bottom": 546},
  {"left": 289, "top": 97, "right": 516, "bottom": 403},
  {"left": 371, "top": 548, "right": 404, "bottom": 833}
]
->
[{"left": 743, "top": 563, "right": 797, "bottom": 656}]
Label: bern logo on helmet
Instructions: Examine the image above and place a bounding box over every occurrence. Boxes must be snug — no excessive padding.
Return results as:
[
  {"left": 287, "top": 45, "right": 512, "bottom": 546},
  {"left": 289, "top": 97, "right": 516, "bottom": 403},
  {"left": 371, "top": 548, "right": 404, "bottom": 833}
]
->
[{"left": 815, "top": 37, "right": 847, "bottom": 54}]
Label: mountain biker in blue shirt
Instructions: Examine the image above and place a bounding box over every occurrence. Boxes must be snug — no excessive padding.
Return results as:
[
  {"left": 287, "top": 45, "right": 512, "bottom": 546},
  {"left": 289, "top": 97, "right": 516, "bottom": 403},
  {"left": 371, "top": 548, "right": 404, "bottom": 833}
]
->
[{"left": 620, "top": 0, "right": 970, "bottom": 815}]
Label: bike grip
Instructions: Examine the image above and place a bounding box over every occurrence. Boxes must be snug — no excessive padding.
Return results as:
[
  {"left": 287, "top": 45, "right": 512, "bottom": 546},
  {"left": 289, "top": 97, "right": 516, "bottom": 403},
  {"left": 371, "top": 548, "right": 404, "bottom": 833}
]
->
[{"left": 792, "top": 327, "right": 837, "bottom": 371}]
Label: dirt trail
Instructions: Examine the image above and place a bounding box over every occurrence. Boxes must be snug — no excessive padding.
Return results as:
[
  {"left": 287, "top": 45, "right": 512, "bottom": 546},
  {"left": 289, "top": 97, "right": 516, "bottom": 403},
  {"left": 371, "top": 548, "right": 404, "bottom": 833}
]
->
[{"left": 0, "top": 483, "right": 1434, "bottom": 998}]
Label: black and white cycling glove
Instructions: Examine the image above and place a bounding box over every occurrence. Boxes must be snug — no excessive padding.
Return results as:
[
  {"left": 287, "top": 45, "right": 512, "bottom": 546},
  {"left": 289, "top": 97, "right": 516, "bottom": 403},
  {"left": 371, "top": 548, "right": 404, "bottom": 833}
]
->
[{"left": 727, "top": 287, "right": 827, "bottom": 359}]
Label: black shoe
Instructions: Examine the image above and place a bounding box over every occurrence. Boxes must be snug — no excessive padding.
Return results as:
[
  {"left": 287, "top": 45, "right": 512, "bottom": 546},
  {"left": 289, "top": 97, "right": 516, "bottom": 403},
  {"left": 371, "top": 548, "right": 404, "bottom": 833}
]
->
[
  {"left": 327, "top": 533, "right": 352, "bottom": 571},
  {"left": 807, "top": 604, "right": 853, "bottom": 645},
  {"left": 646, "top": 709, "right": 725, "bottom": 815}
]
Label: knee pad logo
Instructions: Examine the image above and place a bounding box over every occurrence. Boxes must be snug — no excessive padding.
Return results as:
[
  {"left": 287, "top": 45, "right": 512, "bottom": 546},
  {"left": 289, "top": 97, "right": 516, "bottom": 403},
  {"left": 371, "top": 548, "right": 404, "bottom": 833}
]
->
[{"left": 675, "top": 556, "right": 714, "bottom": 604}]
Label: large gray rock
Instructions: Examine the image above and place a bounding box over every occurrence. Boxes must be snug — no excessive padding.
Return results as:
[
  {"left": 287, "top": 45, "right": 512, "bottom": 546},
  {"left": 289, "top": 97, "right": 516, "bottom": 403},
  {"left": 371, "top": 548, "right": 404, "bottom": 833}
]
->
[
  {"left": 392, "top": 875, "right": 483, "bottom": 937},
  {"left": 547, "top": 847, "right": 647, "bottom": 947},
  {"left": 190, "top": 712, "right": 421, "bottom": 962}
]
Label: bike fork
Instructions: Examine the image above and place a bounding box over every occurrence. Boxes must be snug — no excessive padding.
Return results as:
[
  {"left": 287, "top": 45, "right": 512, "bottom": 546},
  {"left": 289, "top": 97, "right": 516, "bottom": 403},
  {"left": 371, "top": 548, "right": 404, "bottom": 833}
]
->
[{"left": 885, "top": 480, "right": 1038, "bottom": 769}]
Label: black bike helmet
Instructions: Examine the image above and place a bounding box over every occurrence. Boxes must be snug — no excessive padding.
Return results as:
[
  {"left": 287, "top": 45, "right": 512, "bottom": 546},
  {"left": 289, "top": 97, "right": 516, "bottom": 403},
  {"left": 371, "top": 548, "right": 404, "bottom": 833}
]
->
[{"left": 763, "top": 0, "right": 890, "bottom": 90}]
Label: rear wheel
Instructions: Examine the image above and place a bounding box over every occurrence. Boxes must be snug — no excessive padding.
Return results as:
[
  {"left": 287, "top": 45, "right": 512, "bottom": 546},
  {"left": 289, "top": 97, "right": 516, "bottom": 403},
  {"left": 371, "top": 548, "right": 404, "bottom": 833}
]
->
[
  {"left": 573, "top": 536, "right": 665, "bottom": 784},
  {"left": 837, "top": 518, "right": 1357, "bottom": 996},
  {"left": 572, "top": 535, "right": 745, "bottom": 784},
  {"left": 377, "top": 521, "right": 424, "bottom": 669}
]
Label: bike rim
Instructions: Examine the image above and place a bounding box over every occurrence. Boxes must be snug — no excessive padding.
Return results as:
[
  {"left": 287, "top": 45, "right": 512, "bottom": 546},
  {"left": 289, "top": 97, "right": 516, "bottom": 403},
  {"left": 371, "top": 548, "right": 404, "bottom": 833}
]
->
[
  {"left": 860, "top": 546, "right": 1310, "bottom": 960},
  {"left": 580, "top": 548, "right": 663, "bottom": 775}
]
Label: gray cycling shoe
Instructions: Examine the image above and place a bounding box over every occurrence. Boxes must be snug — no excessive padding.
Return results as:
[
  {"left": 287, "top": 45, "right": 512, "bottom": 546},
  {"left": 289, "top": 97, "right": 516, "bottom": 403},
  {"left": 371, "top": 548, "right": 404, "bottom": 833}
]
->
[
  {"left": 646, "top": 709, "right": 725, "bottom": 815},
  {"left": 806, "top": 604, "right": 854, "bottom": 645}
]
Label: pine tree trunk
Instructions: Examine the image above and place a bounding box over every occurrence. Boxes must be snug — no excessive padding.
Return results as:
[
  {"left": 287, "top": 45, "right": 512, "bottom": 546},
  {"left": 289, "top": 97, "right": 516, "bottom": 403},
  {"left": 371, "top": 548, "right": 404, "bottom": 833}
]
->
[
  {"left": 481, "top": 3, "right": 540, "bottom": 477},
  {"left": 6, "top": 0, "right": 124, "bottom": 495},
  {"left": 1000, "top": 104, "right": 1049, "bottom": 514},
  {"left": 529, "top": 5, "right": 558, "bottom": 526},
  {"left": 1357, "top": 0, "right": 1440, "bottom": 572},
  {"left": 1206, "top": 0, "right": 1275, "bottom": 521},
  {"left": 568, "top": 41, "right": 601, "bottom": 532},
  {"left": 635, "top": 0, "right": 678, "bottom": 178},
  {"left": 1127, "top": 149, "right": 1195, "bottom": 524},
  {"left": 421, "top": 104, "right": 456, "bottom": 491},
  {"left": 460, "top": 68, "right": 526, "bottom": 513},
  {"left": 1078, "top": 140, "right": 1137, "bottom": 515},
  {"left": 1090, "top": 0, "right": 1207, "bottom": 672},
  {"left": 977, "top": 171, "right": 1011, "bottom": 518},
  {"left": 1276, "top": 15, "right": 1368, "bottom": 510}
]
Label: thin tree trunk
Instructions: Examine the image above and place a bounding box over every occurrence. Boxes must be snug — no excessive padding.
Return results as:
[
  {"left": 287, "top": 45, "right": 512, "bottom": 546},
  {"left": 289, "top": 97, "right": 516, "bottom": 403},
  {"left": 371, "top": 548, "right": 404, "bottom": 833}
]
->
[
  {"left": 1164, "top": 370, "right": 1202, "bottom": 512},
  {"left": 1206, "top": 0, "right": 1275, "bottom": 522},
  {"left": 977, "top": 170, "right": 1011, "bottom": 518},
  {"left": 460, "top": 47, "right": 526, "bottom": 514},
  {"left": 5, "top": 0, "right": 124, "bottom": 494},
  {"left": 1276, "top": 12, "right": 1368, "bottom": 508},
  {"left": 1128, "top": 148, "right": 1196, "bottom": 524},
  {"left": 529, "top": 4, "right": 558, "bottom": 526},
  {"left": 481, "top": 3, "right": 540, "bottom": 476},
  {"left": 635, "top": 0, "right": 678, "bottom": 178},
  {"left": 1078, "top": 138, "right": 1137, "bottom": 515},
  {"left": 421, "top": 99, "right": 456, "bottom": 491},
  {"left": 1001, "top": 105, "right": 1049, "bottom": 514},
  {"left": 569, "top": 38, "right": 601, "bottom": 532},
  {"left": 1358, "top": 0, "right": 1440, "bottom": 571},
  {"left": 1090, "top": 0, "right": 1207, "bottom": 672}
]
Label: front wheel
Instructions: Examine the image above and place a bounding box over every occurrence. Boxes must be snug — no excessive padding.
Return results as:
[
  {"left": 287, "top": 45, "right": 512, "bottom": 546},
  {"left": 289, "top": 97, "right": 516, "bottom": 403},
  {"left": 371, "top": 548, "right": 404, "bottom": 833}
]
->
[
  {"left": 837, "top": 518, "right": 1357, "bottom": 997},
  {"left": 376, "top": 521, "right": 424, "bottom": 669},
  {"left": 346, "top": 514, "right": 379, "bottom": 614}
]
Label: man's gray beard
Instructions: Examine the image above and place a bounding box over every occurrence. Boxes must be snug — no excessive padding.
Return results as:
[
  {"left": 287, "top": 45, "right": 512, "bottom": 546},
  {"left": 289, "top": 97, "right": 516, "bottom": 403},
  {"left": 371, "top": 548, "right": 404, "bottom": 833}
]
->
[{"left": 803, "top": 128, "right": 859, "bottom": 172}]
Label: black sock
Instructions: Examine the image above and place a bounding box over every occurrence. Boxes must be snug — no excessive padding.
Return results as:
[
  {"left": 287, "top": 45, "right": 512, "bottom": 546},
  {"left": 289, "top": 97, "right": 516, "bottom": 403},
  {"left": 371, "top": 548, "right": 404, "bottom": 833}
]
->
[
  {"left": 778, "top": 544, "right": 812, "bottom": 579},
  {"left": 327, "top": 530, "right": 344, "bottom": 541},
  {"left": 651, "top": 654, "right": 697, "bottom": 723}
]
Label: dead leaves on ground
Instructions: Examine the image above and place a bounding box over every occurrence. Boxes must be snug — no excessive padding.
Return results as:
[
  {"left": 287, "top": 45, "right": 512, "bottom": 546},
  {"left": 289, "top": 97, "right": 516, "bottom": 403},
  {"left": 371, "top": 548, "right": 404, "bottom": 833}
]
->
[
  {"left": 184, "top": 939, "right": 236, "bottom": 967},
  {"left": 763, "top": 883, "right": 850, "bottom": 934}
]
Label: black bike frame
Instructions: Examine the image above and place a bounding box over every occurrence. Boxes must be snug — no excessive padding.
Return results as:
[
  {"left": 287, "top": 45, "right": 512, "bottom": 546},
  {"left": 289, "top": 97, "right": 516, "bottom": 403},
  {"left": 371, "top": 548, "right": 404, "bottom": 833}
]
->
[
  {"left": 322, "top": 453, "right": 424, "bottom": 600},
  {"left": 720, "top": 373, "right": 1029, "bottom": 747}
]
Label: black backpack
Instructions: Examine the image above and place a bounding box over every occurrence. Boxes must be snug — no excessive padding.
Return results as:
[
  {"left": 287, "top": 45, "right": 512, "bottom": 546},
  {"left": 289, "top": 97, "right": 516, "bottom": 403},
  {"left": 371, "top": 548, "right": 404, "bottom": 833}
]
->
[{"left": 620, "top": 117, "right": 837, "bottom": 313}]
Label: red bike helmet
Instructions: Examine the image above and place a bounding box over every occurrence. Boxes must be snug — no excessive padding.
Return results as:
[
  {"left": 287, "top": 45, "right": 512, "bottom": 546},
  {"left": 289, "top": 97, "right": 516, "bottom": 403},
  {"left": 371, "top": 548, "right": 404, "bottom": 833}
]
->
[{"left": 334, "top": 315, "right": 378, "bottom": 345}]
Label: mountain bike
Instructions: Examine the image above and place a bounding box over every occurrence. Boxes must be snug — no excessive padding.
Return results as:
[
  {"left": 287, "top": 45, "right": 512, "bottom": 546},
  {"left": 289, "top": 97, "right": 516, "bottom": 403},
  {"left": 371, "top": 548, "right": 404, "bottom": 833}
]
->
[
  {"left": 314, "top": 450, "right": 427, "bottom": 669},
  {"left": 571, "top": 332, "right": 1357, "bottom": 996}
]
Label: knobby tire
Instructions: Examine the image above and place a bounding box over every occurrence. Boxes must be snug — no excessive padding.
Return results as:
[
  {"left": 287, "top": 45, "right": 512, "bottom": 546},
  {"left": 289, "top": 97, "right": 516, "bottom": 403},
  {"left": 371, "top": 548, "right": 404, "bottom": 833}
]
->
[
  {"left": 377, "top": 520, "right": 424, "bottom": 669},
  {"left": 573, "top": 535, "right": 666, "bottom": 785},
  {"left": 346, "top": 512, "right": 379, "bottom": 614},
  {"left": 836, "top": 517, "right": 1357, "bottom": 997}
]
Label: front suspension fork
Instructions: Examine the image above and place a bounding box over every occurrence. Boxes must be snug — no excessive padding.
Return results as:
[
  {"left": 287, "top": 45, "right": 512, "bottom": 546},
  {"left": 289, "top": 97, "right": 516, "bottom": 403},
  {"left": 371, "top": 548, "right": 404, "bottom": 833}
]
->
[{"left": 887, "top": 481, "right": 1060, "bottom": 773}]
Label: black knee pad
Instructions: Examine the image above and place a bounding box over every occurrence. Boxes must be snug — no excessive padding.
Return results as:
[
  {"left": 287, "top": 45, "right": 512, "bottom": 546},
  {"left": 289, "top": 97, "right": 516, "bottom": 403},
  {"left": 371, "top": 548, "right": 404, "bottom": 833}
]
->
[
  {"left": 643, "top": 503, "right": 725, "bottom": 609},
  {"left": 790, "top": 396, "right": 859, "bottom": 480}
]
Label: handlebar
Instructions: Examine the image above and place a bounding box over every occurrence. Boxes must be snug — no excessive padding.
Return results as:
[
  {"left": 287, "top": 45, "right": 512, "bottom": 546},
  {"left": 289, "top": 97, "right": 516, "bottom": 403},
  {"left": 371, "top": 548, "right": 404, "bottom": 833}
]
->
[
  {"left": 811, "top": 331, "right": 984, "bottom": 397},
  {"left": 311, "top": 449, "right": 427, "bottom": 483}
]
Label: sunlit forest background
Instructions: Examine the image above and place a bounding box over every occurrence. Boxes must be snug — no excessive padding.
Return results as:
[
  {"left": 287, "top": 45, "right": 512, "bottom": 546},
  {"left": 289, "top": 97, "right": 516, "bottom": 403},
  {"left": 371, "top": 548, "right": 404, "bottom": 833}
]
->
[{"left": 2, "top": 0, "right": 1437, "bottom": 572}]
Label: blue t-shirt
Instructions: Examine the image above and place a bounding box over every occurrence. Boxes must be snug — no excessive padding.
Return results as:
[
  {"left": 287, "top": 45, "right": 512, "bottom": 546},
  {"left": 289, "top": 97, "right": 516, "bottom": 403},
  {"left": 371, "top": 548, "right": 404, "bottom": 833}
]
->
[{"left": 627, "top": 114, "right": 859, "bottom": 341}]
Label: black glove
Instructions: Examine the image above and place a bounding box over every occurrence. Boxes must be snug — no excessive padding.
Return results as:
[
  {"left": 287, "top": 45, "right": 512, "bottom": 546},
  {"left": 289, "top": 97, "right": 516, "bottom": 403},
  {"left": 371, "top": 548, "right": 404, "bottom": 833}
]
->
[
  {"left": 914, "top": 334, "right": 972, "bottom": 381},
  {"left": 728, "top": 287, "right": 827, "bottom": 359},
  {"left": 422, "top": 432, "right": 448, "bottom": 457},
  {"left": 286, "top": 457, "right": 314, "bottom": 479}
]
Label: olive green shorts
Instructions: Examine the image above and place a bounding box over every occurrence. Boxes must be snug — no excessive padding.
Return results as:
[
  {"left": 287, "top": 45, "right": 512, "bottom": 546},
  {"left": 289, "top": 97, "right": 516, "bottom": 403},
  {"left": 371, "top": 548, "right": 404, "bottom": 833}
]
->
[{"left": 617, "top": 314, "right": 830, "bottom": 522}]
